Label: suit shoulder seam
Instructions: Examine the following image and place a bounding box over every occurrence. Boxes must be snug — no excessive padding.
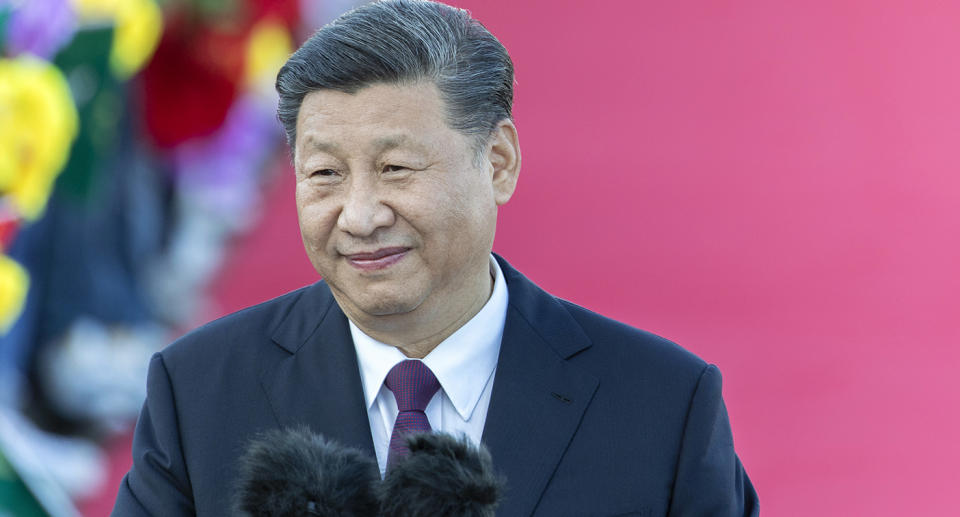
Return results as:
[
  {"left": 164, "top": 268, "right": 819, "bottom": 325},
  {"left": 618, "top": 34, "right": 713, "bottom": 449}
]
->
[
  {"left": 153, "top": 353, "right": 196, "bottom": 499},
  {"left": 666, "top": 362, "right": 716, "bottom": 508}
]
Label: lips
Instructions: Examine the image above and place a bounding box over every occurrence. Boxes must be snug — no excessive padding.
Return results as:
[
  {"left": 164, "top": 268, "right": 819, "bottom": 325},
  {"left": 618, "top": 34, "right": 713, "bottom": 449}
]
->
[{"left": 344, "top": 247, "right": 409, "bottom": 271}]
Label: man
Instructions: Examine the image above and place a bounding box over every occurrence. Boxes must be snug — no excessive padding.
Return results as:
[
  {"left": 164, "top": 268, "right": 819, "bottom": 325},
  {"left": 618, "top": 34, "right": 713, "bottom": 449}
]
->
[{"left": 114, "top": 1, "right": 758, "bottom": 515}]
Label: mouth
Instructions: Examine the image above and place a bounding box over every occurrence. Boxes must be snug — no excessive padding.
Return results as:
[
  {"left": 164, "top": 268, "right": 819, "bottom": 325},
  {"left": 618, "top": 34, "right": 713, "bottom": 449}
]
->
[{"left": 343, "top": 247, "right": 410, "bottom": 272}]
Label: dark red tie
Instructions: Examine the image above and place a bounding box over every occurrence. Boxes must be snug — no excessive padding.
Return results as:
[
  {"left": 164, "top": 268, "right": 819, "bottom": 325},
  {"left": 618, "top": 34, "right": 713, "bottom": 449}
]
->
[{"left": 384, "top": 360, "right": 441, "bottom": 469}]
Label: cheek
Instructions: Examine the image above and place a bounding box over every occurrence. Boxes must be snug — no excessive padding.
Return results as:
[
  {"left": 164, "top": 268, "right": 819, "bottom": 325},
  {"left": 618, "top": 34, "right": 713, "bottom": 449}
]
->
[
  {"left": 447, "top": 173, "right": 496, "bottom": 222},
  {"left": 296, "top": 191, "right": 338, "bottom": 250},
  {"left": 416, "top": 176, "right": 495, "bottom": 244},
  {"left": 399, "top": 178, "right": 468, "bottom": 228}
]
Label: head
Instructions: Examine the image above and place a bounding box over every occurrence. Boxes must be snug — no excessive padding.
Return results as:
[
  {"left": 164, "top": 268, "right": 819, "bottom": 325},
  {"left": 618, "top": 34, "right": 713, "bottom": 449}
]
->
[
  {"left": 276, "top": 0, "right": 521, "bottom": 349},
  {"left": 276, "top": 0, "right": 514, "bottom": 162}
]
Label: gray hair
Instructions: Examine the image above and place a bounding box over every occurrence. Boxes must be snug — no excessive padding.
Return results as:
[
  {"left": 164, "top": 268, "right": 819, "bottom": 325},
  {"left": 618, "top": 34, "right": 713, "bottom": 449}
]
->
[{"left": 275, "top": 0, "right": 514, "bottom": 157}]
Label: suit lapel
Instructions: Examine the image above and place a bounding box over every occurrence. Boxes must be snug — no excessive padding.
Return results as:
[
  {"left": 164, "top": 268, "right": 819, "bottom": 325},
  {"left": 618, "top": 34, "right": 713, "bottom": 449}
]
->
[
  {"left": 260, "top": 283, "right": 375, "bottom": 457},
  {"left": 257, "top": 259, "right": 600, "bottom": 515},
  {"left": 483, "top": 258, "right": 600, "bottom": 516}
]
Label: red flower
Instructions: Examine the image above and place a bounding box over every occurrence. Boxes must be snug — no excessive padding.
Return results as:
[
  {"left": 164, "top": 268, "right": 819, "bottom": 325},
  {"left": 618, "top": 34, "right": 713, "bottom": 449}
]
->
[{"left": 140, "top": 14, "right": 246, "bottom": 148}]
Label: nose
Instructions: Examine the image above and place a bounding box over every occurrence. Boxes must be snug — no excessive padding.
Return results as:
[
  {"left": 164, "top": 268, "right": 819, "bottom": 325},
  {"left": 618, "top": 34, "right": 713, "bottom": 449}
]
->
[{"left": 337, "top": 173, "right": 395, "bottom": 237}]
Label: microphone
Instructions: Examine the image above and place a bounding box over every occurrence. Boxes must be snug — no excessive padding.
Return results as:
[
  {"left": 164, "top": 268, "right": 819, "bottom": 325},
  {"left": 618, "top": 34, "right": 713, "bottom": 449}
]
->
[
  {"left": 233, "top": 426, "right": 381, "bottom": 517},
  {"left": 380, "top": 432, "right": 504, "bottom": 517},
  {"left": 233, "top": 427, "right": 504, "bottom": 516}
]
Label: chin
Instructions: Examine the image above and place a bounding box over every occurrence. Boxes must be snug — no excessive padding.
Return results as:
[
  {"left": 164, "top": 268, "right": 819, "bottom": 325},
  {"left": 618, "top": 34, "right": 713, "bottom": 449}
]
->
[
  {"left": 324, "top": 268, "right": 427, "bottom": 318},
  {"left": 358, "top": 297, "right": 421, "bottom": 317},
  {"left": 344, "top": 286, "right": 423, "bottom": 317}
]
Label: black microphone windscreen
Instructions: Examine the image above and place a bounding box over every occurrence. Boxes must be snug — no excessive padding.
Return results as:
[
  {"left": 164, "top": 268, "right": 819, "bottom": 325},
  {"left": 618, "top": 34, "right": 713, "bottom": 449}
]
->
[
  {"left": 233, "top": 426, "right": 380, "bottom": 517},
  {"left": 380, "top": 433, "right": 504, "bottom": 517}
]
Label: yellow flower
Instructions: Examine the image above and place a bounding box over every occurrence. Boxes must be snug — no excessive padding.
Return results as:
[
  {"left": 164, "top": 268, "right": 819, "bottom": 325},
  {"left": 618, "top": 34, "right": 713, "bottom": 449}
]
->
[
  {"left": 0, "top": 254, "right": 29, "bottom": 334},
  {"left": 71, "top": 0, "right": 121, "bottom": 18},
  {"left": 0, "top": 57, "right": 79, "bottom": 220},
  {"left": 71, "top": 0, "right": 163, "bottom": 79},
  {"left": 110, "top": 0, "right": 163, "bottom": 78},
  {"left": 245, "top": 19, "right": 293, "bottom": 90}
]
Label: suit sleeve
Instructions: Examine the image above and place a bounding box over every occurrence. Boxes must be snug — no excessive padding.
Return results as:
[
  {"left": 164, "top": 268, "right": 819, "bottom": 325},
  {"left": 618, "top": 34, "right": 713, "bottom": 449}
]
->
[
  {"left": 668, "top": 364, "right": 759, "bottom": 517},
  {"left": 112, "top": 353, "right": 196, "bottom": 516}
]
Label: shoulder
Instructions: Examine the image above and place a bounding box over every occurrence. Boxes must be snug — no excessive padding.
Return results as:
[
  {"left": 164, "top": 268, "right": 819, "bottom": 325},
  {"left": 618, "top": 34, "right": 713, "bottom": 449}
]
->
[
  {"left": 158, "top": 283, "right": 320, "bottom": 377},
  {"left": 496, "top": 254, "right": 709, "bottom": 384},
  {"left": 550, "top": 297, "right": 719, "bottom": 445},
  {"left": 558, "top": 298, "right": 707, "bottom": 376}
]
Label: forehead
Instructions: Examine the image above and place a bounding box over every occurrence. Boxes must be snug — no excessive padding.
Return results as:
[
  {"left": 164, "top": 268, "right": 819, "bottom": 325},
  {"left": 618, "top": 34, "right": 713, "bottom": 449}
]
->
[{"left": 295, "top": 81, "right": 450, "bottom": 152}]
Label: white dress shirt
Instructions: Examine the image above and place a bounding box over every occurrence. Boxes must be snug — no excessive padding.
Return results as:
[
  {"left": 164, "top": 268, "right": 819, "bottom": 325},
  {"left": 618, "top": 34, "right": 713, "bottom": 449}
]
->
[{"left": 350, "top": 256, "right": 508, "bottom": 476}]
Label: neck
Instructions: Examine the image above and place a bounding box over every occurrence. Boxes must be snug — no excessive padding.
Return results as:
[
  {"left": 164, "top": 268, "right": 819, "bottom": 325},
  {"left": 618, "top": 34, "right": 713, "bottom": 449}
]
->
[{"left": 346, "top": 263, "right": 495, "bottom": 359}]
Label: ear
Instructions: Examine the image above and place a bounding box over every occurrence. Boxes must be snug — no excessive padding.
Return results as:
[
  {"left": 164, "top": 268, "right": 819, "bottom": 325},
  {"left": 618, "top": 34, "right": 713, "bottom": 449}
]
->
[{"left": 485, "top": 119, "right": 521, "bottom": 206}]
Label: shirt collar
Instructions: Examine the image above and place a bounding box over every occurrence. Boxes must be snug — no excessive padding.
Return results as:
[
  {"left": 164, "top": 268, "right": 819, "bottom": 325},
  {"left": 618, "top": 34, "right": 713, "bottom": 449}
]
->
[{"left": 351, "top": 255, "right": 508, "bottom": 421}]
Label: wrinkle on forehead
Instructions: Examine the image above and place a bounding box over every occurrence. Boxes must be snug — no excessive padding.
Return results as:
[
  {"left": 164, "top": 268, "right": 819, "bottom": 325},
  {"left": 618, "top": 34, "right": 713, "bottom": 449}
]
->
[
  {"left": 300, "top": 133, "right": 423, "bottom": 155},
  {"left": 296, "top": 81, "right": 446, "bottom": 130},
  {"left": 293, "top": 82, "right": 465, "bottom": 169}
]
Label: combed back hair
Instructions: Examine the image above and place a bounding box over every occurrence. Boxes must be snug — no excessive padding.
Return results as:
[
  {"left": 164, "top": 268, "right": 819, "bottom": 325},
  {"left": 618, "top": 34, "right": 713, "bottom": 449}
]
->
[{"left": 275, "top": 0, "right": 514, "bottom": 157}]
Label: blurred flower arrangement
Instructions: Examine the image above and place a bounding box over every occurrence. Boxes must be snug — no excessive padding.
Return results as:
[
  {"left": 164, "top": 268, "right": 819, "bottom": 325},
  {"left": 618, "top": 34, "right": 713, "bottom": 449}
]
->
[
  {"left": 0, "top": 0, "right": 359, "bottom": 514},
  {"left": 0, "top": 53, "right": 77, "bottom": 333},
  {"left": 0, "top": 0, "right": 158, "bottom": 333}
]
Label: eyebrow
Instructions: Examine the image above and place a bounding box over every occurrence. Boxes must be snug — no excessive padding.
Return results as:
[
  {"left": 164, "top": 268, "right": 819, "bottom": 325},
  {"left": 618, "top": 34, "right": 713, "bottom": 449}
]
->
[{"left": 301, "top": 134, "right": 418, "bottom": 154}]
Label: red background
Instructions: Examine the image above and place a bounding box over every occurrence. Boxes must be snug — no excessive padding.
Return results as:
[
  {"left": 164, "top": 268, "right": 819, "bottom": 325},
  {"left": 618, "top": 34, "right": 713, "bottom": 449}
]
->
[{"left": 211, "top": 1, "right": 960, "bottom": 515}]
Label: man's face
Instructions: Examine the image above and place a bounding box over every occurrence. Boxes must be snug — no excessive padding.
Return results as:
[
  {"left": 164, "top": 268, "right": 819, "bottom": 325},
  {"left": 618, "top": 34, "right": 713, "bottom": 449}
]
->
[{"left": 293, "top": 81, "right": 504, "bottom": 325}]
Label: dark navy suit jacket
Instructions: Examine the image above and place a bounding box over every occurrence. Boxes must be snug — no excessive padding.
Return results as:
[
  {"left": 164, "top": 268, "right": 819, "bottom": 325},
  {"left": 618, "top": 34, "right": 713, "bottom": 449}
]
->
[{"left": 113, "top": 256, "right": 758, "bottom": 516}]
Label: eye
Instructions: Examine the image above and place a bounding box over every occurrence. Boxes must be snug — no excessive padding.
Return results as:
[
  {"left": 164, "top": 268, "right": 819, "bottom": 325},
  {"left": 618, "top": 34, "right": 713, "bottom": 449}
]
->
[
  {"left": 311, "top": 169, "right": 339, "bottom": 177},
  {"left": 383, "top": 164, "right": 408, "bottom": 173}
]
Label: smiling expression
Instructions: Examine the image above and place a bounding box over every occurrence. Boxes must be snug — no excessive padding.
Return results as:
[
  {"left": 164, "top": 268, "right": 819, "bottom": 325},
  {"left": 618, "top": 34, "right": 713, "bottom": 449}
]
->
[{"left": 294, "top": 81, "right": 512, "bottom": 337}]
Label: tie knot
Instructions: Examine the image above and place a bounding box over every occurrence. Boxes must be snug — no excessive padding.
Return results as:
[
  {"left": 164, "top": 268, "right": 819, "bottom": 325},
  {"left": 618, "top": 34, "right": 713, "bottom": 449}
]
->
[{"left": 384, "top": 360, "right": 440, "bottom": 412}]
